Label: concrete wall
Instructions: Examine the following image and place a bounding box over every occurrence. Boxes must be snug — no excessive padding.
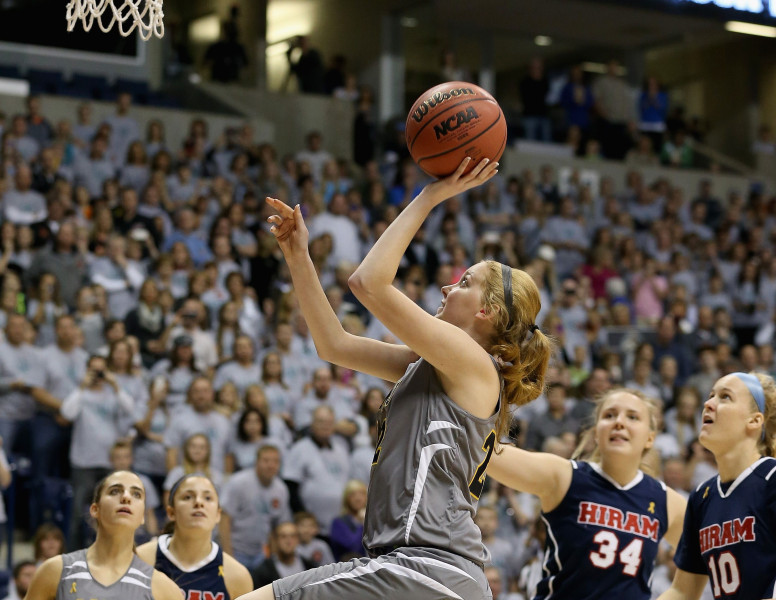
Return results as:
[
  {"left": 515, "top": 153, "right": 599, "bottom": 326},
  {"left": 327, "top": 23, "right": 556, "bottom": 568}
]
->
[
  {"left": 645, "top": 37, "right": 762, "bottom": 168},
  {"left": 502, "top": 145, "right": 770, "bottom": 204},
  {"left": 164, "top": 0, "right": 268, "bottom": 88},
  {"left": 0, "top": 93, "right": 274, "bottom": 156},
  {"left": 198, "top": 82, "right": 354, "bottom": 160},
  {"left": 0, "top": 82, "right": 352, "bottom": 163}
]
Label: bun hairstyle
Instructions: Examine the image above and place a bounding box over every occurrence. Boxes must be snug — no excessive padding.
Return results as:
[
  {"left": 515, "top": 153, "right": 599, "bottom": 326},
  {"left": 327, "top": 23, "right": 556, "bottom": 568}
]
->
[{"left": 482, "top": 260, "right": 554, "bottom": 443}]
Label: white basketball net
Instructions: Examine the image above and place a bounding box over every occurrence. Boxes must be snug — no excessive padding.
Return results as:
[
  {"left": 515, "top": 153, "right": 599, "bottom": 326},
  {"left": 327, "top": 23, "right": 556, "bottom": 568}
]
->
[{"left": 66, "top": 0, "right": 164, "bottom": 41}]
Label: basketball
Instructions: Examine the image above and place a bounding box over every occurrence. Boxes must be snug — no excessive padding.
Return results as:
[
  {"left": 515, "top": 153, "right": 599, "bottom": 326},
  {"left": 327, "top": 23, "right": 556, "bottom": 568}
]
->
[{"left": 405, "top": 81, "right": 507, "bottom": 178}]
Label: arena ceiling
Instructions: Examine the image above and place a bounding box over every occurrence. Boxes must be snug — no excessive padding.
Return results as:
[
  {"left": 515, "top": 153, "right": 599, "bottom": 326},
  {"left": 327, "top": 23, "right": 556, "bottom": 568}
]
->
[
  {"left": 395, "top": 0, "right": 744, "bottom": 72},
  {"left": 429, "top": 0, "right": 725, "bottom": 46}
]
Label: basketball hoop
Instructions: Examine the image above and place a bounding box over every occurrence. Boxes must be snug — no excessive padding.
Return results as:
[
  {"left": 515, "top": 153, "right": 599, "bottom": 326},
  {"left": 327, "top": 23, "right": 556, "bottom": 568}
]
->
[{"left": 66, "top": 0, "right": 164, "bottom": 41}]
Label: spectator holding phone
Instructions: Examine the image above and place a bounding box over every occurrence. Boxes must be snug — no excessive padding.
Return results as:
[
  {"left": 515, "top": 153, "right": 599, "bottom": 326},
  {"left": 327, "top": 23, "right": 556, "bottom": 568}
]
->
[{"left": 60, "top": 354, "right": 135, "bottom": 549}]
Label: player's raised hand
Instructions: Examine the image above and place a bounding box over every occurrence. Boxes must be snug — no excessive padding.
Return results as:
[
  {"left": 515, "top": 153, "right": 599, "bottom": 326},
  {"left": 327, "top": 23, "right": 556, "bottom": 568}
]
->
[
  {"left": 423, "top": 157, "right": 499, "bottom": 204},
  {"left": 265, "top": 197, "right": 309, "bottom": 260}
]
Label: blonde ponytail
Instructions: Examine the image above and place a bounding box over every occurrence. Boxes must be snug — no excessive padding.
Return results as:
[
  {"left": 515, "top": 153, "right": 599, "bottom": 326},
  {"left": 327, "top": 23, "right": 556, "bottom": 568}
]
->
[
  {"left": 753, "top": 373, "right": 776, "bottom": 457},
  {"left": 482, "top": 261, "right": 555, "bottom": 443}
]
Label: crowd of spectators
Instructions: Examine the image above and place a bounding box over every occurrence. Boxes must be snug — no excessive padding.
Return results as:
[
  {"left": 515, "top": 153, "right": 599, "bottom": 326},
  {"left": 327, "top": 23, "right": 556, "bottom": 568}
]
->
[
  {"left": 517, "top": 58, "right": 709, "bottom": 170},
  {"left": 196, "top": 22, "right": 730, "bottom": 176},
  {"left": 0, "top": 87, "right": 770, "bottom": 599},
  {"left": 206, "top": 35, "right": 713, "bottom": 177}
]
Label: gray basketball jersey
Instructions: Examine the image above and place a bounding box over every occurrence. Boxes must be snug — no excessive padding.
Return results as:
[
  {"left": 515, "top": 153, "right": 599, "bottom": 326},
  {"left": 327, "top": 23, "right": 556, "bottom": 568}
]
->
[
  {"left": 363, "top": 358, "right": 499, "bottom": 566},
  {"left": 55, "top": 549, "right": 155, "bottom": 600}
]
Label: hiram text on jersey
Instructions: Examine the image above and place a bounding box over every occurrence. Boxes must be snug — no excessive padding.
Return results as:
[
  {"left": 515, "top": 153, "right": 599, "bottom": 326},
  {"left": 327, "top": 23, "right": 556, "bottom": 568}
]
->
[
  {"left": 577, "top": 501, "right": 660, "bottom": 542},
  {"left": 699, "top": 517, "right": 756, "bottom": 554},
  {"left": 184, "top": 591, "right": 224, "bottom": 600}
]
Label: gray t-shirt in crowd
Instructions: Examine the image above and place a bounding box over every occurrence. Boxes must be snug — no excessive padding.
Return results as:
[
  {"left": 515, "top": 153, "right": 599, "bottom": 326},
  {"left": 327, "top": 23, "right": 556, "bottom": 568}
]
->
[
  {"left": 227, "top": 437, "right": 284, "bottom": 472},
  {"left": 291, "top": 392, "right": 355, "bottom": 433},
  {"left": 273, "top": 556, "right": 307, "bottom": 579},
  {"left": 148, "top": 361, "right": 197, "bottom": 411},
  {"left": 42, "top": 344, "right": 88, "bottom": 407},
  {"left": 2, "top": 188, "right": 47, "bottom": 224},
  {"left": 163, "top": 405, "right": 231, "bottom": 472},
  {"left": 263, "top": 382, "right": 293, "bottom": 417},
  {"left": 76, "top": 312, "right": 105, "bottom": 354},
  {"left": 73, "top": 153, "right": 116, "bottom": 198},
  {"left": 259, "top": 348, "right": 310, "bottom": 398},
  {"left": 296, "top": 538, "right": 334, "bottom": 567},
  {"left": 283, "top": 436, "right": 351, "bottom": 535},
  {"left": 133, "top": 406, "right": 168, "bottom": 476},
  {"left": 212, "top": 361, "right": 261, "bottom": 397},
  {"left": 88, "top": 257, "right": 144, "bottom": 319},
  {"left": 349, "top": 445, "right": 374, "bottom": 486},
  {"left": 220, "top": 468, "right": 291, "bottom": 556},
  {"left": 61, "top": 385, "right": 134, "bottom": 469},
  {"left": 114, "top": 372, "right": 149, "bottom": 431},
  {"left": 0, "top": 341, "right": 47, "bottom": 420}
]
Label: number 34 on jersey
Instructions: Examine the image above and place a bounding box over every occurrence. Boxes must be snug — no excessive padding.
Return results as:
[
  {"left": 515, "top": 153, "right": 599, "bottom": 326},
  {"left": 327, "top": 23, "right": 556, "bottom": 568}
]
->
[{"left": 578, "top": 500, "right": 660, "bottom": 576}]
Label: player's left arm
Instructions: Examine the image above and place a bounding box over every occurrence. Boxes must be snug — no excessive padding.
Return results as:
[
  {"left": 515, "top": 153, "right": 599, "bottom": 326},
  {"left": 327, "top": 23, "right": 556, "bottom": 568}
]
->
[
  {"left": 23, "top": 556, "right": 62, "bottom": 600},
  {"left": 223, "top": 552, "right": 254, "bottom": 599},
  {"left": 349, "top": 158, "right": 501, "bottom": 419},
  {"left": 656, "top": 568, "right": 707, "bottom": 600},
  {"left": 663, "top": 487, "right": 688, "bottom": 548}
]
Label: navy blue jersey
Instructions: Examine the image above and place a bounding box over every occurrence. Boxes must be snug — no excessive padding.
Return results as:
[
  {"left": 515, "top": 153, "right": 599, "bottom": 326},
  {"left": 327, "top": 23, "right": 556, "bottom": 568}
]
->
[
  {"left": 154, "top": 533, "right": 231, "bottom": 600},
  {"left": 674, "top": 457, "right": 776, "bottom": 600},
  {"left": 535, "top": 461, "right": 668, "bottom": 600}
]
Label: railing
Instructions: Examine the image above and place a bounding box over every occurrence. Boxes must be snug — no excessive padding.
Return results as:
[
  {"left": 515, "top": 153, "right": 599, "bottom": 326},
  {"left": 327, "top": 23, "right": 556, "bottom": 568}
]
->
[{"left": 685, "top": 137, "right": 760, "bottom": 178}]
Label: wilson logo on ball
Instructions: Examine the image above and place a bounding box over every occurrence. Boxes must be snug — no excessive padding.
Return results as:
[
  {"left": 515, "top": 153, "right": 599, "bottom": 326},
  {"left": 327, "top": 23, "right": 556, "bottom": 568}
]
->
[
  {"left": 410, "top": 87, "right": 476, "bottom": 123},
  {"left": 433, "top": 106, "right": 479, "bottom": 140},
  {"left": 406, "top": 81, "right": 506, "bottom": 178}
]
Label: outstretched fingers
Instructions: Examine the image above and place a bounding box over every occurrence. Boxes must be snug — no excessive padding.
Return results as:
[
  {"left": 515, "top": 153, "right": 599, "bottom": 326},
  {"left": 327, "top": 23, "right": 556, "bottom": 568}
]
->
[
  {"left": 452, "top": 156, "right": 473, "bottom": 178},
  {"left": 466, "top": 157, "right": 498, "bottom": 181},
  {"left": 266, "top": 197, "right": 294, "bottom": 239},
  {"left": 265, "top": 196, "right": 294, "bottom": 218},
  {"left": 449, "top": 157, "right": 499, "bottom": 186}
]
